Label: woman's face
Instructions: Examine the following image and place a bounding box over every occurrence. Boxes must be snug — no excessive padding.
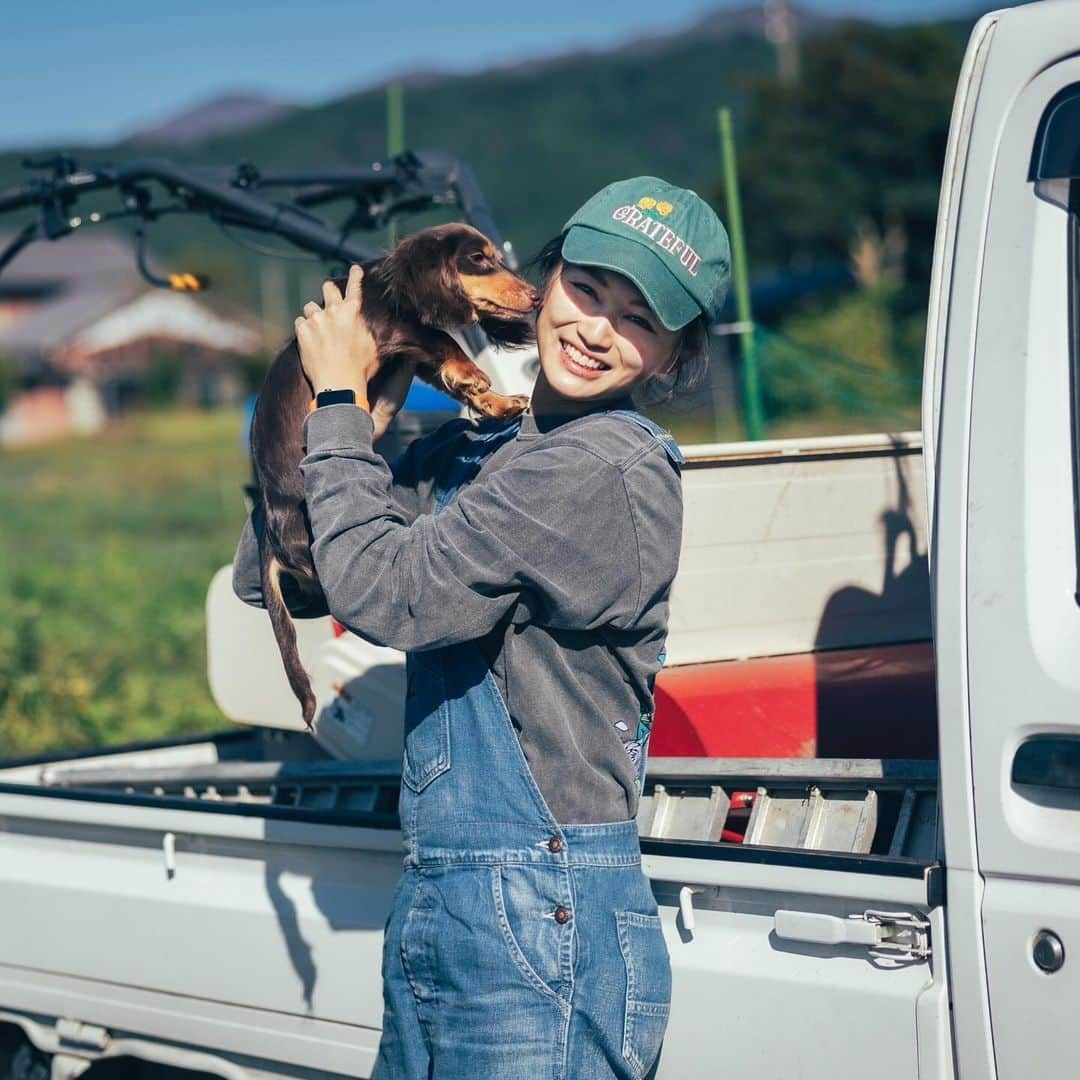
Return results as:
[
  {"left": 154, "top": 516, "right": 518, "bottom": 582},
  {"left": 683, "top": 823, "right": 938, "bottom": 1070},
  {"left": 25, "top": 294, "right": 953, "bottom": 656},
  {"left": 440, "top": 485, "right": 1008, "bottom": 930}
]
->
[{"left": 534, "top": 262, "right": 681, "bottom": 407}]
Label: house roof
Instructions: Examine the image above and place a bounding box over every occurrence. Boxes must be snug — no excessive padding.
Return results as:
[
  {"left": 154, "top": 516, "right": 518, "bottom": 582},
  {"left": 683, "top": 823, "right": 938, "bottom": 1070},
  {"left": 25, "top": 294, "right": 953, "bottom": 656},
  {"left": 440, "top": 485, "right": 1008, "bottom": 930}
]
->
[
  {"left": 72, "top": 290, "right": 261, "bottom": 354},
  {"left": 0, "top": 278, "right": 144, "bottom": 353},
  {"left": 0, "top": 228, "right": 262, "bottom": 360},
  {"left": 0, "top": 229, "right": 137, "bottom": 286}
]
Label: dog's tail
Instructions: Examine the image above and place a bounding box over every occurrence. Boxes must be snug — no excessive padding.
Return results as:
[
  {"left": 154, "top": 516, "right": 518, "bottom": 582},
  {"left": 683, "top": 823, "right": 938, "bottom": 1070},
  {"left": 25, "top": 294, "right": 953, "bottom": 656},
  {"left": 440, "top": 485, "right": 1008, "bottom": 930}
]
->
[{"left": 259, "top": 540, "right": 318, "bottom": 731}]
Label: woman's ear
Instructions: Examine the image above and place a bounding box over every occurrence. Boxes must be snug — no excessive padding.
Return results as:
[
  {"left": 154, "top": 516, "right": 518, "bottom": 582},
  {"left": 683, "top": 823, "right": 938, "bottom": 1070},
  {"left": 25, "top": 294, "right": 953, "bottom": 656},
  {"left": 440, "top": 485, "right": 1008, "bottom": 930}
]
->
[{"left": 662, "top": 336, "right": 684, "bottom": 377}]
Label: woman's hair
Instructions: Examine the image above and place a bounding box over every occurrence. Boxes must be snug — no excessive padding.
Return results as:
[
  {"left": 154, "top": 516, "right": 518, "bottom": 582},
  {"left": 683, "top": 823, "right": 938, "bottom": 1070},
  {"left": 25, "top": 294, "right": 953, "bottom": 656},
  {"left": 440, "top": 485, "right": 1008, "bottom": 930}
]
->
[{"left": 528, "top": 232, "right": 710, "bottom": 407}]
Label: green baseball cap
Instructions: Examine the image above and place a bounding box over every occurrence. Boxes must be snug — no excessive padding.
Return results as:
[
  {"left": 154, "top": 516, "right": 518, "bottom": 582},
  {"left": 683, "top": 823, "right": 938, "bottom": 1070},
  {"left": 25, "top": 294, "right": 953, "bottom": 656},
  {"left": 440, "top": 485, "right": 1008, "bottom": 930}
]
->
[{"left": 561, "top": 177, "right": 731, "bottom": 331}]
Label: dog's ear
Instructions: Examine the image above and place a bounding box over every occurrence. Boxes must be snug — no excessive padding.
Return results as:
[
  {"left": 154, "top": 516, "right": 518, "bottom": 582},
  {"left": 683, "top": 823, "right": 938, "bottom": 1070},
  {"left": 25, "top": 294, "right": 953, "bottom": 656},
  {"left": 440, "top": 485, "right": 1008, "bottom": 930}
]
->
[{"left": 381, "top": 231, "right": 476, "bottom": 329}]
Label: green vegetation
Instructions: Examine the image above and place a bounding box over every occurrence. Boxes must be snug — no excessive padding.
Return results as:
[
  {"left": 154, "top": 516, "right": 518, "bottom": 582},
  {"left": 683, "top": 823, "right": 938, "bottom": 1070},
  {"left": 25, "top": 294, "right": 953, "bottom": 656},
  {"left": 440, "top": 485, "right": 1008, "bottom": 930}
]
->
[
  {"left": 739, "top": 21, "right": 965, "bottom": 282},
  {"left": 761, "top": 286, "right": 924, "bottom": 427},
  {"left": 0, "top": 409, "right": 249, "bottom": 756},
  {"left": 0, "top": 356, "right": 16, "bottom": 414}
]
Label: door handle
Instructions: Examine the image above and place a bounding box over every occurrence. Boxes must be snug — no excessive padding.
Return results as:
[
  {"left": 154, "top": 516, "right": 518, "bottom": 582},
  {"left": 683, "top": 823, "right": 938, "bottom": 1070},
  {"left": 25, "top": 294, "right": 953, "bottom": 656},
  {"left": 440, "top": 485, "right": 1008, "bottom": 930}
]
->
[
  {"left": 1012, "top": 736, "right": 1080, "bottom": 791},
  {"left": 774, "top": 910, "right": 879, "bottom": 948},
  {"left": 774, "top": 909, "right": 931, "bottom": 960}
]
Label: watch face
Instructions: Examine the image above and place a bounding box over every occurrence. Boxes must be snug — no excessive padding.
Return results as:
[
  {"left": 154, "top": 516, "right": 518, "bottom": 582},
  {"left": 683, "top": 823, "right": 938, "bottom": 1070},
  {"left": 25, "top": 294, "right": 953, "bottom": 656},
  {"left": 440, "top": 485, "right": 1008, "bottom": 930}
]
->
[{"left": 316, "top": 389, "right": 356, "bottom": 407}]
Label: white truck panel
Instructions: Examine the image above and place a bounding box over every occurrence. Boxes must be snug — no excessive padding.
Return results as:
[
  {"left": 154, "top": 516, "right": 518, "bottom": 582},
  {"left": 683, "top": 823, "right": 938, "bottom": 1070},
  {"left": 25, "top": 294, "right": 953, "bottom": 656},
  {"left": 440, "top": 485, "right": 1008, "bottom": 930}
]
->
[
  {"left": 0, "top": 793, "right": 398, "bottom": 1072},
  {"left": 927, "top": 10, "right": 1002, "bottom": 1079},
  {"left": 961, "top": 31, "right": 1080, "bottom": 1078},
  {"left": 0, "top": 965, "right": 377, "bottom": 1079},
  {"left": 648, "top": 870, "right": 935, "bottom": 1080},
  {"left": 669, "top": 437, "right": 928, "bottom": 666}
]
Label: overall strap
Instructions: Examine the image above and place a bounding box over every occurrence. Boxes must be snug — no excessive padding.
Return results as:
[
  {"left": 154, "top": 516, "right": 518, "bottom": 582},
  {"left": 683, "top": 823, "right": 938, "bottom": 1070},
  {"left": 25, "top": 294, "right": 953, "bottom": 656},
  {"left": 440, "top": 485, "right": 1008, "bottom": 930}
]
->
[
  {"left": 606, "top": 408, "right": 685, "bottom": 468},
  {"left": 434, "top": 417, "right": 523, "bottom": 514}
]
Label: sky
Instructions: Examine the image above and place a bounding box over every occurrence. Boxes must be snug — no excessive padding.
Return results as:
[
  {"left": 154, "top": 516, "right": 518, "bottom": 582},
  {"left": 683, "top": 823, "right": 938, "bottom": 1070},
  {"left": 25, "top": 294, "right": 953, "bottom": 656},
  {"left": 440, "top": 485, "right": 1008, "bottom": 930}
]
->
[{"left": 1, "top": 0, "right": 987, "bottom": 150}]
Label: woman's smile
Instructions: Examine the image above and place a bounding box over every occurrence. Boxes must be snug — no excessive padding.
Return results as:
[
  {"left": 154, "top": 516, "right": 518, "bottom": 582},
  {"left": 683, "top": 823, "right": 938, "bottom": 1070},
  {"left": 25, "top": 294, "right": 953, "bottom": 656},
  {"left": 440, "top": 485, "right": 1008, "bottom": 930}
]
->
[{"left": 560, "top": 338, "right": 611, "bottom": 378}]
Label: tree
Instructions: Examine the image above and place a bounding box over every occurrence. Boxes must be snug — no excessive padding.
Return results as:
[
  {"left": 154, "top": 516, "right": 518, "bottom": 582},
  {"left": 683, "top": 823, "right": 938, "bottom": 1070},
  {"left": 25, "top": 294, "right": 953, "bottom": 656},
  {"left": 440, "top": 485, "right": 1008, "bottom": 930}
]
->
[{"left": 735, "top": 21, "right": 967, "bottom": 291}]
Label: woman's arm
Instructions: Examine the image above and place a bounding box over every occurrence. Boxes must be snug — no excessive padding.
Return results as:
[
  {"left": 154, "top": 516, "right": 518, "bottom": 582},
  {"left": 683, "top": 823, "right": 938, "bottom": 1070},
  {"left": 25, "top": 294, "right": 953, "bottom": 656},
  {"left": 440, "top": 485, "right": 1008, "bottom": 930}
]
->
[
  {"left": 298, "top": 405, "right": 675, "bottom": 652},
  {"left": 230, "top": 433, "right": 440, "bottom": 611}
]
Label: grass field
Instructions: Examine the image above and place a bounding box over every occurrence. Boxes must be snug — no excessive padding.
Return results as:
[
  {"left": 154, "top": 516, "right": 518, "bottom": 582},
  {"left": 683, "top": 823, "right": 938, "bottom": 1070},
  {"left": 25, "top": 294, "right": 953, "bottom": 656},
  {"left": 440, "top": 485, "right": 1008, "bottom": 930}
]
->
[{"left": 0, "top": 408, "right": 250, "bottom": 756}]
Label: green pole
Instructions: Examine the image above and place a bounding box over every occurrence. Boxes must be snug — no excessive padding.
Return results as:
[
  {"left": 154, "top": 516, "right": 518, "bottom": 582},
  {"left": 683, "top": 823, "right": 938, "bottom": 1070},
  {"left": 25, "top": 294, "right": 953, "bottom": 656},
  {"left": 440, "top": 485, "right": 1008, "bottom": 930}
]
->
[
  {"left": 387, "top": 83, "right": 405, "bottom": 246},
  {"left": 718, "top": 106, "right": 765, "bottom": 441}
]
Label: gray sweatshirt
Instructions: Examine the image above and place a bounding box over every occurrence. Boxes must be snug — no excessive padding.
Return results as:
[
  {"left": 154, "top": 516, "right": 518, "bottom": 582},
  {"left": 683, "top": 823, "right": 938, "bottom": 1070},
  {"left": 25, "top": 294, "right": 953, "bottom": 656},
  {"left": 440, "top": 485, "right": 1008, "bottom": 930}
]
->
[{"left": 231, "top": 401, "right": 683, "bottom": 824}]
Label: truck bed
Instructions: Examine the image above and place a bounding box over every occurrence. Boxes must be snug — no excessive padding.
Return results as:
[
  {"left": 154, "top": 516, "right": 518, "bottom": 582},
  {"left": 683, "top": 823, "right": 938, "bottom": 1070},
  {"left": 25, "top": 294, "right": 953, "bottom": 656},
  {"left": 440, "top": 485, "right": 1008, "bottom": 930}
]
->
[{"left": 0, "top": 430, "right": 939, "bottom": 1079}]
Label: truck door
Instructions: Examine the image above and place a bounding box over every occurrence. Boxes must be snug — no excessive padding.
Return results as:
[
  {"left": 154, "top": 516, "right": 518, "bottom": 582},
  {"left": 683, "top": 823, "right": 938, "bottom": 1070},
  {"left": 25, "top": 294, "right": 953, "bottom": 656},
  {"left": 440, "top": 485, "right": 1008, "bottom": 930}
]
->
[
  {"left": 642, "top": 772, "right": 949, "bottom": 1080},
  {"left": 938, "top": 4, "right": 1080, "bottom": 1076}
]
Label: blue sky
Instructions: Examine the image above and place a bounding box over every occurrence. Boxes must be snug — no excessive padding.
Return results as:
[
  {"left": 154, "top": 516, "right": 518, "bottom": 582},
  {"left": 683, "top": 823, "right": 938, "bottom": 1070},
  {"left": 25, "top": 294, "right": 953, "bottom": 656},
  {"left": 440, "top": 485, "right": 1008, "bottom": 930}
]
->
[{"left": 2, "top": 0, "right": 985, "bottom": 149}]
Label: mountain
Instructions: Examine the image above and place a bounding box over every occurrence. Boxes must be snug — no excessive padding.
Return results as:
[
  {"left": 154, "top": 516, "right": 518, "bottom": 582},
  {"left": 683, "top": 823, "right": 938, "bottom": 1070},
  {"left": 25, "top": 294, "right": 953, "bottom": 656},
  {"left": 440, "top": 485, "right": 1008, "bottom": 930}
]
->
[{"left": 124, "top": 93, "right": 299, "bottom": 146}]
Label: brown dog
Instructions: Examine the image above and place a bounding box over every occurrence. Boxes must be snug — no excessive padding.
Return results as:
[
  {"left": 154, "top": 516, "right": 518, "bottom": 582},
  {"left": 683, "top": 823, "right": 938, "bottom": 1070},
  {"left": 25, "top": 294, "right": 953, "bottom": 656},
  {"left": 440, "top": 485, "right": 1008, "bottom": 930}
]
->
[{"left": 251, "top": 223, "right": 538, "bottom": 728}]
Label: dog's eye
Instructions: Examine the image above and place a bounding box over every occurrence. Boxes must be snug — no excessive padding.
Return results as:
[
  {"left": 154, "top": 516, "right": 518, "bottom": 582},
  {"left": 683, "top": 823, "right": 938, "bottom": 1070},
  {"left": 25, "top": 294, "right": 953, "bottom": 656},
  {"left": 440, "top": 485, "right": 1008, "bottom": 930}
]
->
[{"left": 468, "top": 251, "right": 489, "bottom": 268}]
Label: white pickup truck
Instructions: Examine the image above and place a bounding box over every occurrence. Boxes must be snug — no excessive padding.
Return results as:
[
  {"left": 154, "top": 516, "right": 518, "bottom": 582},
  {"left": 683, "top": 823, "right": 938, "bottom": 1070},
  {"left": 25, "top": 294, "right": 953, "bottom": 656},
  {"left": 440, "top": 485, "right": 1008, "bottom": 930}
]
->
[{"left": 1, "top": 3, "right": 1078, "bottom": 1076}]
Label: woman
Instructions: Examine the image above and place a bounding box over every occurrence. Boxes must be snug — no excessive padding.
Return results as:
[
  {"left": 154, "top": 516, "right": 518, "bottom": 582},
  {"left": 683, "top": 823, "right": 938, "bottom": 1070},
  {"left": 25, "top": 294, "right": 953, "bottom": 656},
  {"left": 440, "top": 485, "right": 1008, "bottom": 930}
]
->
[{"left": 233, "top": 176, "right": 730, "bottom": 1078}]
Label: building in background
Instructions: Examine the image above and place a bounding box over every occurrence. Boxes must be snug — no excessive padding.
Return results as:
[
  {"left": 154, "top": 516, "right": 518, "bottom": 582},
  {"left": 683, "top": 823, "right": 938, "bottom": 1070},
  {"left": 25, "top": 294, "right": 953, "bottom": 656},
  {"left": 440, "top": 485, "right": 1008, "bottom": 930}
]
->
[{"left": 0, "top": 231, "right": 261, "bottom": 447}]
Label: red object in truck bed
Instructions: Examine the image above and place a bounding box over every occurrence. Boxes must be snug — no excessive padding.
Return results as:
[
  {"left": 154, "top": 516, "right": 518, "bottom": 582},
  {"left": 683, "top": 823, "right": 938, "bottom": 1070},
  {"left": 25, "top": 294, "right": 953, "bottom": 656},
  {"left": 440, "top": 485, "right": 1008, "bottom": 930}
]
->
[{"left": 651, "top": 641, "right": 937, "bottom": 759}]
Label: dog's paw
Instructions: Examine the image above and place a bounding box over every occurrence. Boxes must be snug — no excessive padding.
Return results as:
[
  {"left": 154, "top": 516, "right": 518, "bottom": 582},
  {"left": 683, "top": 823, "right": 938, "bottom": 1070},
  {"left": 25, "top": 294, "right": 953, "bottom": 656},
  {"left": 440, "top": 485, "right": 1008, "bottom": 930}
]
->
[{"left": 472, "top": 392, "right": 529, "bottom": 419}]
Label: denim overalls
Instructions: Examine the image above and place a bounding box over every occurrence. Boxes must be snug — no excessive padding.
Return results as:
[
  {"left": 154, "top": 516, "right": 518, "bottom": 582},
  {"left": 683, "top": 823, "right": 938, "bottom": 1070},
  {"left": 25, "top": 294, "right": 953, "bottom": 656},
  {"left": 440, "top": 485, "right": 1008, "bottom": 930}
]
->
[{"left": 374, "top": 411, "right": 681, "bottom": 1080}]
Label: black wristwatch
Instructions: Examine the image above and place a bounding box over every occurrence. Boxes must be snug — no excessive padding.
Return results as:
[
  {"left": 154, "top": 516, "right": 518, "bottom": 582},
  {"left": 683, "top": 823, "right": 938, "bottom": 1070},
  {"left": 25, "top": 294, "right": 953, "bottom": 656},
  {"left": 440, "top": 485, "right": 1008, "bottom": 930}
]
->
[{"left": 315, "top": 388, "right": 357, "bottom": 408}]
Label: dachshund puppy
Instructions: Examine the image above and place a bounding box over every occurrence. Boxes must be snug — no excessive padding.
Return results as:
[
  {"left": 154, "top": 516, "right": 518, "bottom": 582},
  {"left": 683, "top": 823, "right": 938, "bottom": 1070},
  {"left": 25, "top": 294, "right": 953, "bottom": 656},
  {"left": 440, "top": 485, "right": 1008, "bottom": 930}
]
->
[{"left": 251, "top": 223, "right": 538, "bottom": 728}]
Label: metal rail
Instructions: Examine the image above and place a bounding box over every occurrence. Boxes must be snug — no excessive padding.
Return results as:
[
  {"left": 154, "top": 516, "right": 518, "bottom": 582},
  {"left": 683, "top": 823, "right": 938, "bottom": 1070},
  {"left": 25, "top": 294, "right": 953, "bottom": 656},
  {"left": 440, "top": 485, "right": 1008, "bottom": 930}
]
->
[{"left": 35, "top": 753, "right": 937, "bottom": 859}]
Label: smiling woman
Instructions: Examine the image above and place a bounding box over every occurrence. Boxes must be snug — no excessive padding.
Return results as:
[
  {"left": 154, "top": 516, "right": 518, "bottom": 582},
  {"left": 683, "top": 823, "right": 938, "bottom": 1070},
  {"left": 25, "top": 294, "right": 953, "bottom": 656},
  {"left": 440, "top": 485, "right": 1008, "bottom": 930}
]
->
[
  {"left": 232, "top": 175, "right": 730, "bottom": 1079},
  {"left": 531, "top": 244, "right": 713, "bottom": 410}
]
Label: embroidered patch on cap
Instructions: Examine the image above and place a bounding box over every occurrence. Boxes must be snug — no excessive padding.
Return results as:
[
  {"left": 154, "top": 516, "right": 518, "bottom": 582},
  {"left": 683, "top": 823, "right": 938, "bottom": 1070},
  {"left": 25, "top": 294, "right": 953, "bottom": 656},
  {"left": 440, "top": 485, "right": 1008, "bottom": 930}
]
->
[{"left": 611, "top": 202, "right": 703, "bottom": 277}]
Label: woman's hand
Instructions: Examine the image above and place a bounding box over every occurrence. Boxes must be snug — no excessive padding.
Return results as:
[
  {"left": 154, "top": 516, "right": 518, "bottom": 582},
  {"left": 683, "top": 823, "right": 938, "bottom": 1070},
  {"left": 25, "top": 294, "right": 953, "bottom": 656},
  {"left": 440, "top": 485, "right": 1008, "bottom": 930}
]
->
[{"left": 296, "top": 264, "right": 377, "bottom": 410}]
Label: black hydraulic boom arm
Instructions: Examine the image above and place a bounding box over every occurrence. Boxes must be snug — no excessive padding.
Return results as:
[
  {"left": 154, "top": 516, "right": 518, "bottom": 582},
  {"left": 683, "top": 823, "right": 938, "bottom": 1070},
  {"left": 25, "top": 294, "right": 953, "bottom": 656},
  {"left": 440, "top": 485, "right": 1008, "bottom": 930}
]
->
[{"left": 0, "top": 149, "right": 513, "bottom": 290}]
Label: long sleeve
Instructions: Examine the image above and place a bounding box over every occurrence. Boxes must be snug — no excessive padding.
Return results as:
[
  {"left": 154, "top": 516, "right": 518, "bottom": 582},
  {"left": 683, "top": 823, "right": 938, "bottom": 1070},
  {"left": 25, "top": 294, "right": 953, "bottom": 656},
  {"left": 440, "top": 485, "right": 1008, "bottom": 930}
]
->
[
  {"left": 231, "top": 506, "right": 265, "bottom": 608},
  {"left": 230, "top": 501, "right": 332, "bottom": 617},
  {"left": 231, "top": 422, "right": 449, "bottom": 613},
  {"left": 297, "top": 405, "right": 653, "bottom": 652}
]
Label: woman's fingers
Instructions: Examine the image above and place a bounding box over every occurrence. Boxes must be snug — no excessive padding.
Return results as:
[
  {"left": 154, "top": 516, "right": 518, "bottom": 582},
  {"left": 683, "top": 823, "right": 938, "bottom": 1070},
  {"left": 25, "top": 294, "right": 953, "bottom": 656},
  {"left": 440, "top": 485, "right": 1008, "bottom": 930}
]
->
[
  {"left": 322, "top": 278, "right": 343, "bottom": 306},
  {"left": 313, "top": 266, "right": 361, "bottom": 312},
  {"left": 344, "top": 263, "right": 364, "bottom": 303}
]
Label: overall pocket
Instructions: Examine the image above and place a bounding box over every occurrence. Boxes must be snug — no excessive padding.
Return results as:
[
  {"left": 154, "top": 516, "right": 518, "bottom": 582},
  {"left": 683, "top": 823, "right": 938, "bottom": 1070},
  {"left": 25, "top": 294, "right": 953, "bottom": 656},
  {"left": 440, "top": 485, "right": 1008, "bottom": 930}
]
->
[
  {"left": 491, "top": 865, "right": 572, "bottom": 1005},
  {"left": 402, "top": 653, "right": 451, "bottom": 792},
  {"left": 615, "top": 911, "right": 672, "bottom": 1079}
]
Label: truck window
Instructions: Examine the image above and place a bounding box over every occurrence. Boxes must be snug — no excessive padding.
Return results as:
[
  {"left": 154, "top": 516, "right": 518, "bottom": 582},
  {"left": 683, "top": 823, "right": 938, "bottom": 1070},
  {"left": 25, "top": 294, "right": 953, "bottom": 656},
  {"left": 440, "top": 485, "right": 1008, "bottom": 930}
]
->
[{"left": 1031, "top": 83, "right": 1080, "bottom": 602}]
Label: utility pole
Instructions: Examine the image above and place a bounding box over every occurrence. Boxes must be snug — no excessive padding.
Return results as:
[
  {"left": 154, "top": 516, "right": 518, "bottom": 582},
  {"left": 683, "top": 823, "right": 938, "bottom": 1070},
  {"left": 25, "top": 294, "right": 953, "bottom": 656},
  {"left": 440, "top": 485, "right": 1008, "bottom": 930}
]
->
[
  {"left": 259, "top": 259, "right": 289, "bottom": 351},
  {"left": 718, "top": 106, "right": 766, "bottom": 441},
  {"left": 764, "top": 0, "right": 800, "bottom": 85},
  {"left": 386, "top": 83, "right": 405, "bottom": 246}
]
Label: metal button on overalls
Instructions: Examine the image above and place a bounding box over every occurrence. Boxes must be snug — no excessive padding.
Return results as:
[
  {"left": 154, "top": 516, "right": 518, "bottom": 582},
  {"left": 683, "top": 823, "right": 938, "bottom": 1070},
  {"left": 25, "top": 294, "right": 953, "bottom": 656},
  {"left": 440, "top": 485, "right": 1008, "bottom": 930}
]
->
[
  {"left": 553, "top": 905, "right": 572, "bottom": 925},
  {"left": 548, "top": 835, "right": 564, "bottom": 853}
]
